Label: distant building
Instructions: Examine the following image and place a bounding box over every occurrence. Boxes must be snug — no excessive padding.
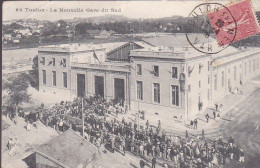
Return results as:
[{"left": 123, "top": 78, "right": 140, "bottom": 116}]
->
[
  {"left": 12, "top": 38, "right": 20, "bottom": 44},
  {"left": 18, "top": 28, "right": 31, "bottom": 36},
  {"left": 24, "top": 129, "right": 97, "bottom": 168},
  {"left": 38, "top": 34, "right": 260, "bottom": 120},
  {"left": 86, "top": 30, "right": 116, "bottom": 39},
  {"left": 86, "top": 30, "right": 101, "bottom": 38},
  {"left": 15, "top": 33, "right": 22, "bottom": 38},
  {"left": 3, "top": 34, "right": 12, "bottom": 40}
]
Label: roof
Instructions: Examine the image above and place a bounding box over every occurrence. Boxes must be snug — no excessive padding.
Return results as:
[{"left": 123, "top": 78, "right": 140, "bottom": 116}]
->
[
  {"left": 141, "top": 33, "right": 215, "bottom": 48},
  {"left": 39, "top": 42, "right": 129, "bottom": 53},
  {"left": 133, "top": 41, "right": 154, "bottom": 49},
  {"left": 87, "top": 30, "right": 101, "bottom": 36},
  {"left": 36, "top": 129, "right": 97, "bottom": 168}
]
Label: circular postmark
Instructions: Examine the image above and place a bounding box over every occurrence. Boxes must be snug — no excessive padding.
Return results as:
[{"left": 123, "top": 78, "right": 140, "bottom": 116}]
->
[{"left": 185, "top": 3, "right": 237, "bottom": 54}]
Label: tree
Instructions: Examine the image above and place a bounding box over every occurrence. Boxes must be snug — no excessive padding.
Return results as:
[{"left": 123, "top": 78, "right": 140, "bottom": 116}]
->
[
  {"left": 29, "top": 55, "right": 39, "bottom": 90},
  {"left": 3, "top": 73, "right": 33, "bottom": 117}
]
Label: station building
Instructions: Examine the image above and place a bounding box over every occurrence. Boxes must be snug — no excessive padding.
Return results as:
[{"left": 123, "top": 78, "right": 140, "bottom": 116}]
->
[{"left": 38, "top": 34, "right": 260, "bottom": 120}]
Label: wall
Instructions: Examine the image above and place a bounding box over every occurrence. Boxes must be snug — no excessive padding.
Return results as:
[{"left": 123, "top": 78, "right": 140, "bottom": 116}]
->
[
  {"left": 185, "top": 55, "right": 211, "bottom": 118},
  {"left": 129, "top": 57, "right": 185, "bottom": 118},
  {"left": 212, "top": 51, "right": 260, "bottom": 102},
  {"left": 71, "top": 67, "right": 130, "bottom": 103},
  {"left": 38, "top": 51, "right": 71, "bottom": 99},
  {"left": 35, "top": 153, "right": 63, "bottom": 168}
]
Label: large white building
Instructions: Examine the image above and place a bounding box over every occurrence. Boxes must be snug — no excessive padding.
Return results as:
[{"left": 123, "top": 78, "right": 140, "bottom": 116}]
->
[{"left": 38, "top": 34, "right": 260, "bottom": 120}]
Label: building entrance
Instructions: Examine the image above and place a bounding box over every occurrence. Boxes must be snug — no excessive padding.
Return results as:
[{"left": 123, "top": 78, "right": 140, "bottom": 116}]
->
[
  {"left": 114, "top": 78, "right": 125, "bottom": 102},
  {"left": 77, "top": 74, "right": 85, "bottom": 97},
  {"left": 95, "top": 76, "right": 104, "bottom": 97}
]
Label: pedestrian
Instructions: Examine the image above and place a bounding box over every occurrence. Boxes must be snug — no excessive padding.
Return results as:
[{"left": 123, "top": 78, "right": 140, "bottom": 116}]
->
[
  {"left": 213, "top": 111, "right": 216, "bottom": 120},
  {"left": 205, "top": 114, "right": 209, "bottom": 123},
  {"left": 194, "top": 119, "right": 198, "bottom": 129},
  {"left": 215, "top": 103, "right": 218, "bottom": 111},
  {"left": 190, "top": 120, "right": 193, "bottom": 129},
  {"left": 185, "top": 130, "right": 188, "bottom": 139},
  {"left": 26, "top": 121, "right": 31, "bottom": 131},
  {"left": 239, "top": 149, "right": 245, "bottom": 162},
  {"left": 96, "top": 137, "right": 101, "bottom": 153},
  {"left": 230, "top": 113, "right": 233, "bottom": 121},
  {"left": 219, "top": 104, "right": 223, "bottom": 113},
  {"left": 202, "top": 129, "right": 205, "bottom": 140},
  {"left": 152, "top": 157, "right": 156, "bottom": 168},
  {"left": 146, "top": 120, "right": 149, "bottom": 130},
  {"left": 157, "top": 120, "right": 161, "bottom": 133},
  {"left": 216, "top": 113, "right": 220, "bottom": 122},
  {"left": 140, "top": 159, "right": 145, "bottom": 168}
]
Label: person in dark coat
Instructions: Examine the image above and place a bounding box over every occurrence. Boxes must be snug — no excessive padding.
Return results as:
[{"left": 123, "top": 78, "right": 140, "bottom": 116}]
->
[
  {"left": 152, "top": 157, "right": 156, "bottom": 168},
  {"left": 139, "top": 159, "right": 145, "bottom": 168}
]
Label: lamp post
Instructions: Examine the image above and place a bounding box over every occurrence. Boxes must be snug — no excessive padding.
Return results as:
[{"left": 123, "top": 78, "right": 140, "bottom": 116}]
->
[{"left": 82, "top": 97, "right": 84, "bottom": 137}]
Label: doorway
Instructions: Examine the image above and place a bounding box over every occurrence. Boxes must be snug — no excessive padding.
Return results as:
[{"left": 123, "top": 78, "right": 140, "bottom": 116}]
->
[
  {"left": 95, "top": 76, "right": 104, "bottom": 97},
  {"left": 114, "top": 78, "right": 125, "bottom": 102}
]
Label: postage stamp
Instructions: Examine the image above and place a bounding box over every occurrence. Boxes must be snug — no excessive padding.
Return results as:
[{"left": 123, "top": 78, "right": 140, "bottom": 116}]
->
[
  {"left": 208, "top": 0, "right": 260, "bottom": 46},
  {"left": 186, "top": 3, "right": 237, "bottom": 54}
]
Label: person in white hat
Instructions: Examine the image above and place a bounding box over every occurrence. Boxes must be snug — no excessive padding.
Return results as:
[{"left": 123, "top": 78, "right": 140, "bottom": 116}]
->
[{"left": 239, "top": 149, "right": 245, "bottom": 162}]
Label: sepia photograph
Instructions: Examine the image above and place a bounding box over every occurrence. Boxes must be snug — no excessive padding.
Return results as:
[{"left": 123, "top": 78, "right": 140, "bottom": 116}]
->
[{"left": 1, "top": 0, "right": 260, "bottom": 167}]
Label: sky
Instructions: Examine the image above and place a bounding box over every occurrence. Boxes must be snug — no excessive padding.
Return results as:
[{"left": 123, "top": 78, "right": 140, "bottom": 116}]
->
[{"left": 3, "top": 0, "right": 260, "bottom": 21}]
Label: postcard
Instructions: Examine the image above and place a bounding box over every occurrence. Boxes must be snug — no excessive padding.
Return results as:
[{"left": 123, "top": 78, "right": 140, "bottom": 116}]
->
[{"left": 2, "top": 0, "right": 260, "bottom": 168}]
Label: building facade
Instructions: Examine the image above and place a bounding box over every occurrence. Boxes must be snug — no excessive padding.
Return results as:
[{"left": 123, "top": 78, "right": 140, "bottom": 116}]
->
[{"left": 38, "top": 36, "right": 260, "bottom": 120}]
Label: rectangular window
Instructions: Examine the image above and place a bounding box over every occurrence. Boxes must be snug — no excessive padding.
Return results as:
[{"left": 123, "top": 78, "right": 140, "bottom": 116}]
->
[
  {"left": 208, "top": 76, "right": 210, "bottom": 84},
  {"left": 208, "top": 61, "right": 210, "bottom": 71},
  {"left": 188, "top": 85, "right": 191, "bottom": 92},
  {"left": 153, "top": 83, "right": 160, "bottom": 103},
  {"left": 52, "top": 71, "right": 56, "bottom": 86},
  {"left": 214, "top": 74, "right": 217, "bottom": 91},
  {"left": 42, "top": 70, "right": 46, "bottom": 85},
  {"left": 137, "top": 64, "right": 142, "bottom": 75},
  {"left": 42, "top": 57, "right": 45, "bottom": 65},
  {"left": 63, "top": 72, "right": 67, "bottom": 88},
  {"left": 234, "top": 66, "right": 236, "bottom": 81},
  {"left": 199, "top": 80, "right": 201, "bottom": 88},
  {"left": 62, "top": 59, "right": 67, "bottom": 67},
  {"left": 52, "top": 58, "right": 55, "bottom": 66},
  {"left": 171, "top": 85, "right": 179, "bottom": 106},
  {"left": 137, "top": 81, "right": 143, "bottom": 100},
  {"left": 172, "top": 67, "right": 178, "bottom": 78},
  {"left": 153, "top": 66, "right": 159, "bottom": 77},
  {"left": 222, "top": 71, "right": 224, "bottom": 87}
]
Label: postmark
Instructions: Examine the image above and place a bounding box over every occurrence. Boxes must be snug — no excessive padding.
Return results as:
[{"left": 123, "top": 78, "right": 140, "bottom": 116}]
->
[
  {"left": 208, "top": 0, "right": 260, "bottom": 46},
  {"left": 186, "top": 3, "right": 237, "bottom": 54}
]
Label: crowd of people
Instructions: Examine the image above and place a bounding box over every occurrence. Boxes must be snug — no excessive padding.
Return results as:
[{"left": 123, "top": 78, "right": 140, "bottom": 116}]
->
[{"left": 16, "top": 96, "right": 245, "bottom": 168}]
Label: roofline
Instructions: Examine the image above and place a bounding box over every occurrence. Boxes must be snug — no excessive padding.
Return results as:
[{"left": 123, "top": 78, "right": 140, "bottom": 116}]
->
[
  {"left": 34, "top": 129, "right": 98, "bottom": 168},
  {"left": 66, "top": 128, "right": 98, "bottom": 150},
  {"left": 105, "top": 41, "right": 130, "bottom": 55},
  {"left": 139, "top": 39, "right": 156, "bottom": 47},
  {"left": 34, "top": 149, "right": 70, "bottom": 168}
]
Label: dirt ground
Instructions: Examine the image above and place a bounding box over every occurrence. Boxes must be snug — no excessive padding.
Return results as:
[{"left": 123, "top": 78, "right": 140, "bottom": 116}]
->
[{"left": 1, "top": 116, "right": 58, "bottom": 168}]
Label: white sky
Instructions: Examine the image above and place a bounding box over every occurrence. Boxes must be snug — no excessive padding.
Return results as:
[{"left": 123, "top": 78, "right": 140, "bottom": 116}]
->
[{"left": 3, "top": 0, "right": 260, "bottom": 21}]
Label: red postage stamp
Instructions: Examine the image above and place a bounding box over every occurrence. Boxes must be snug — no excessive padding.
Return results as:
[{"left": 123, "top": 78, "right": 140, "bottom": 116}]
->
[{"left": 208, "top": 0, "right": 260, "bottom": 46}]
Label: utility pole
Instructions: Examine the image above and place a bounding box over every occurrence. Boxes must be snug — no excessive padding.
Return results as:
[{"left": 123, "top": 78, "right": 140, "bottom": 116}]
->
[
  {"left": 138, "top": 98, "right": 140, "bottom": 131},
  {"left": 82, "top": 97, "right": 84, "bottom": 137}
]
